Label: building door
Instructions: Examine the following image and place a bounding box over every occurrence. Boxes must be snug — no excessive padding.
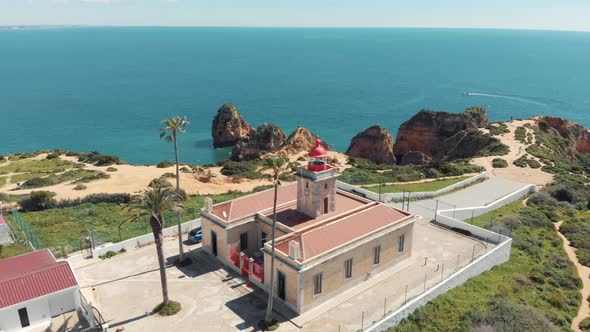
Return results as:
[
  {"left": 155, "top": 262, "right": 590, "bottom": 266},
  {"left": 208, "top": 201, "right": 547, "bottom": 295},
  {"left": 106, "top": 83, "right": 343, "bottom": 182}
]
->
[
  {"left": 278, "top": 271, "right": 286, "bottom": 301},
  {"left": 211, "top": 231, "right": 218, "bottom": 256},
  {"left": 323, "top": 197, "right": 329, "bottom": 214},
  {"left": 18, "top": 308, "right": 30, "bottom": 328}
]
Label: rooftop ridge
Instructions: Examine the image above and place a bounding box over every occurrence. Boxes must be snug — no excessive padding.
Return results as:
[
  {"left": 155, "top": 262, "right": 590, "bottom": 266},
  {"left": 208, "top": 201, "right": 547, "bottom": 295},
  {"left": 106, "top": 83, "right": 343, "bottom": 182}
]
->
[{"left": 211, "top": 181, "right": 297, "bottom": 208}]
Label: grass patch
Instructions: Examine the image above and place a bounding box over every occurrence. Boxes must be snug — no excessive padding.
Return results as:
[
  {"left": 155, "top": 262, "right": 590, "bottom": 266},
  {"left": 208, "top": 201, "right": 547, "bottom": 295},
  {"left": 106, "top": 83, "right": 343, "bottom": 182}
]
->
[
  {"left": 0, "top": 158, "right": 80, "bottom": 175},
  {"left": 340, "top": 161, "right": 483, "bottom": 185},
  {"left": 3, "top": 191, "right": 247, "bottom": 258},
  {"left": 492, "top": 158, "right": 508, "bottom": 168},
  {"left": 20, "top": 170, "right": 108, "bottom": 189},
  {"left": 392, "top": 198, "right": 581, "bottom": 331},
  {"left": 513, "top": 156, "right": 541, "bottom": 169},
  {"left": 0, "top": 176, "right": 6, "bottom": 187},
  {"left": 363, "top": 176, "right": 471, "bottom": 193},
  {"left": 487, "top": 123, "right": 510, "bottom": 136},
  {"left": 153, "top": 300, "right": 181, "bottom": 316},
  {"left": 515, "top": 126, "right": 527, "bottom": 143}
]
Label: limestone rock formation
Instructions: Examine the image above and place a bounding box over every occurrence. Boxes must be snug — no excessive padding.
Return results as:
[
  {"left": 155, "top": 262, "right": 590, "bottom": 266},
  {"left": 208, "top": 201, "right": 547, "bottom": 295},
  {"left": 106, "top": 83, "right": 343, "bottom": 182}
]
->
[
  {"left": 439, "top": 129, "right": 500, "bottom": 160},
  {"left": 345, "top": 125, "right": 396, "bottom": 165},
  {"left": 281, "top": 127, "right": 323, "bottom": 154},
  {"left": 231, "top": 124, "right": 287, "bottom": 161},
  {"left": 538, "top": 116, "right": 590, "bottom": 154},
  {"left": 212, "top": 103, "right": 255, "bottom": 148},
  {"left": 395, "top": 108, "right": 489, "bottom": 160},
  {"left": 401, "top": 151, "right": 431, "bottom": 166}
]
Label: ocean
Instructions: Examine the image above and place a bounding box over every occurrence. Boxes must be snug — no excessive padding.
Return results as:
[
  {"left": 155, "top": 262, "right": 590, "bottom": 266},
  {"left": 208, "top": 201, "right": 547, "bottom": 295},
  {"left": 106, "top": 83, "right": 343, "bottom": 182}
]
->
[{"left": 0, "top": 27, "right": 589, "bottom": 165}]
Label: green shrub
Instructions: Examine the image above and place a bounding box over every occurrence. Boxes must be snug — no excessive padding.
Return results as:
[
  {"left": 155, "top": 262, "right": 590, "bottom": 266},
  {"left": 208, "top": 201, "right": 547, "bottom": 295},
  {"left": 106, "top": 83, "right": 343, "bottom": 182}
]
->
[
  {"left": 478, "top": 140, "right": 510, "bottom": 157},
  {"left": 99, "top": 250, "right": 119, "bottom": 259},
  {"left": 149, "top": 178, "right": 173, "bottom": 188},
  {"left": 514, "top": 126, "right": 527, "bottom": 143},
  {"left": 492, "top": 158, "right": 508, "bottom": 168},
  {"left": 18, "top": 191, "right": 57, "bottom": 212},
  {"left": 106, "top": 167, "right": 118, "bottom": 172},
  {"left": 73, "top": 184, "right": 87, "bottom": 191},
  {"left": 77, "top": 151, "right": 123, "bottom": 166},
  {"left": 46, "top": 153, "right": 59, "bottom": 160},
  {"left": 161, "top": 172, "right": 176, "bottom": 178},
  {"left": 156, "top": 161, "right": 174, "bottom": 168},
  {"left": 487, "top": 123, "right": 510, "bottom": 136},
  {"left": 219, "top": 160, "right": 262, "bottom": 179},
  {"left": 580, "top": 317, "right": 590, "bottom": 331}
]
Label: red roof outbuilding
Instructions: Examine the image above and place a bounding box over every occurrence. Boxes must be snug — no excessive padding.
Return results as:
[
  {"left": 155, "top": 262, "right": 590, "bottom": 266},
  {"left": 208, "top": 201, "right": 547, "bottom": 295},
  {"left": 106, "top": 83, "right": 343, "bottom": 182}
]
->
[{"left": 0, "top": 249, "right": 78, "bottom": 309}]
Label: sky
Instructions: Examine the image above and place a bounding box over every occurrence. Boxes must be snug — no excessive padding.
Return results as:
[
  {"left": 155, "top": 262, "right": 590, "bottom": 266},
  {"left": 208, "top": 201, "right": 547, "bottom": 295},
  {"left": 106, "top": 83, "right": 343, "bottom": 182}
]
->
[{"left": 1, "top": 0, "right": 590, "bottom": 32}]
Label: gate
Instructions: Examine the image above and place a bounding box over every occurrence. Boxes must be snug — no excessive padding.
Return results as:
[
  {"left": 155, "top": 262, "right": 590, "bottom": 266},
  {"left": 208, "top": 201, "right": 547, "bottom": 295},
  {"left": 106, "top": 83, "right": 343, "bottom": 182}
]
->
[{"left": 252, "top": 261, "right": 264, "bottom": 283}]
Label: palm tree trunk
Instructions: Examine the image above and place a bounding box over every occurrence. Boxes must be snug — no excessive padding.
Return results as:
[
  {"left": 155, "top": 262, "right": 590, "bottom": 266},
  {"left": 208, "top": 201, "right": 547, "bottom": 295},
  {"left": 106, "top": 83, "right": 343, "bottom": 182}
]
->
[
  {"left": 151, "top": 216, "right": 169, "bottom": 305},
  {"left": 173, "top": 132, "right": 184, "bottom": 262},
  {"left": 264, "top": 183, "right": 279, "bottom": 323}
]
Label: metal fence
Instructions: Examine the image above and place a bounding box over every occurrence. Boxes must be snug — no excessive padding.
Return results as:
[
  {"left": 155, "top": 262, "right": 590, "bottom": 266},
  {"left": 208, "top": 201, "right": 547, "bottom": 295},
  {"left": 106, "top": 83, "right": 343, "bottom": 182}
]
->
[
  {"left": 311, "top": 243, "right": 490, "bottom": 332},
  {"left": 11, "top": 207, "right": 43, "bottom": 250}
]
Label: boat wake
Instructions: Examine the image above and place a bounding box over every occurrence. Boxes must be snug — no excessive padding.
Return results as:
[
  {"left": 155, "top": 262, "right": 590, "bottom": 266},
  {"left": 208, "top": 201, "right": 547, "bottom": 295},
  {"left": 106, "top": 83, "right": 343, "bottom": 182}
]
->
[{"left": 464, "top": 92, "right": 552, "bottom": 107}]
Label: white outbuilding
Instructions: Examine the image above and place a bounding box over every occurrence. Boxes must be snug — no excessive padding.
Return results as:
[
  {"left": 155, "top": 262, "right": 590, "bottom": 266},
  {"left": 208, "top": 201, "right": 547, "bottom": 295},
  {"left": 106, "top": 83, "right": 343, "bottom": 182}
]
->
[{"left": 0, "top": 249, "right": 80, "bottom": 332}]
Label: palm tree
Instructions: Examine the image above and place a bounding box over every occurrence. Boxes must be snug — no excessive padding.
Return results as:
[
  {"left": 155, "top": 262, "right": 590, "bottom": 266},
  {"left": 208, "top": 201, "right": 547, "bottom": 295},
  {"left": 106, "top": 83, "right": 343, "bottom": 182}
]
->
[
  {"left": 160, "top": 116, "right": 190, "bottom": 263},
  {"left": 262, "top": 156, "right": 289, "bottom": 325},
  {"left": 122, "top": 186, "right": 185, "bottom": 305}
]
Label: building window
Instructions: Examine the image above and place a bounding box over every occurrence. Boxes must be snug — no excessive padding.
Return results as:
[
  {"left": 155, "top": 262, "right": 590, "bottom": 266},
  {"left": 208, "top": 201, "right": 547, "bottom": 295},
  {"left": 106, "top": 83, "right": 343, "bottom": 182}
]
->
[
  {"left": 313, "top": 273, "right": 323, "bottom": 295},
  {"left": 306, "top": 182, "right": 309, "bottom": 189},
  {"left": 398, "top": 234, "right": 405, "bottom": 253},
  {"left": 324, "top": 197, "right": 329, "bottom": 214},
  {"left": 261, "top": 232, "right": 268, "bottom": 249},
  {"left": 373, "top": 245, "right": 381, "bottom": 265},
  {"left": 344, "top": 258, "right": 353, "bottom": 279},
  {"left": 240, "top": 232, "right": 248, "bottom": 251},
  {"left": 325, "top": 183, "right": 328, "bottom": 189},
  {"left": 18, "top": 308, "right": 30, "bottom": 328}
]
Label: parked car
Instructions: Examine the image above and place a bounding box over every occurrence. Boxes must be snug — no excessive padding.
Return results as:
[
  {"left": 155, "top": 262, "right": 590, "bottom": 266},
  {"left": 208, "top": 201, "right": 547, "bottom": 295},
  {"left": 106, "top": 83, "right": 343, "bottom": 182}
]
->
[{"left": 188, "top": 227, "right": 202, "bottom": 244}]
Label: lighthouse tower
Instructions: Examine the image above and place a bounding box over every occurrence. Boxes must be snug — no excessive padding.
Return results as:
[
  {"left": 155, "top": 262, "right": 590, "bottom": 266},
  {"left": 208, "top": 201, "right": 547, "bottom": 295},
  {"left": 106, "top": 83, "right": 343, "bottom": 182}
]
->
[{"left": 296, "top": 139, "right": 338, "bottom": 218}]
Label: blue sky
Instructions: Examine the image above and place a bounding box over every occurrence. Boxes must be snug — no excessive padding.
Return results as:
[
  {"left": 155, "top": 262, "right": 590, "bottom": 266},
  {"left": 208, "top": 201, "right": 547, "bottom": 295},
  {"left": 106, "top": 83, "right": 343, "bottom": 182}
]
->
[{"left": 1, "top": 0, "right": 589, "bottom": 31}]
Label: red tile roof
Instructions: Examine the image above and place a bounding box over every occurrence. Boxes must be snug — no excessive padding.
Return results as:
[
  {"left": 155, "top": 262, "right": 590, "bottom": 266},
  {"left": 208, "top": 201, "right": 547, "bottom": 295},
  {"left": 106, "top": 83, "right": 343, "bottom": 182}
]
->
[
  {"left": 277, "top": 204, "right": 410, "bottom": 261},
  {"left": 211, "top": 183, "right": 298, "bottom": 222},
  {"left": 0, "top": 248, "right": 56, "bottom": 279},
  {"left": 265, "top": 192, "right": 368, "bottom": 230},
  {"left": 0, "top": 249, "right": 78, "bottom": 309}
]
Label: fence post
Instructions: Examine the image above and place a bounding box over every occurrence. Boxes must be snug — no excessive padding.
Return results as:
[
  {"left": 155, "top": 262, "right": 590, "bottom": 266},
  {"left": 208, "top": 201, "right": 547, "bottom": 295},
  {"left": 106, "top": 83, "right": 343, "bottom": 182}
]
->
[
  {"left": 423, "top": 273, "right": 427, "bottom": 292},
  {"left": 457, "top": 255, "right": 460, "bottom": 269},
  {"left": 424, "top": 257, "right": 427, "bottom": 266},
  {"left": 472, "top": 244, "right": 476, "bottom": 261},
  {"left": 471, "top": 210, "right": 474, "bottom": 224},
  {"left": 441, "top": 264, "right": 444, "bottom": 281},
  {"left": 361, "top": 311, "right": 364, "bottom": 331},
  {"left": 434, "top": 200, "right": 439, "bottom": 222},
  {"left": 404, "top": 284, "right": 408, "bottom": 304},
  {"left": 383, "top": 297, "right": 387, "bottom": 318}
]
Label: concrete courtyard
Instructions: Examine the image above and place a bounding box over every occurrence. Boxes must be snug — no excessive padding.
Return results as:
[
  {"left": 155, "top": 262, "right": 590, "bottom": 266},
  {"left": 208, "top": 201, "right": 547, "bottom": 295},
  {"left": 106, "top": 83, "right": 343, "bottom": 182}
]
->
[{"left": 73, "top": 219, "right": 488, "bottom": 332}]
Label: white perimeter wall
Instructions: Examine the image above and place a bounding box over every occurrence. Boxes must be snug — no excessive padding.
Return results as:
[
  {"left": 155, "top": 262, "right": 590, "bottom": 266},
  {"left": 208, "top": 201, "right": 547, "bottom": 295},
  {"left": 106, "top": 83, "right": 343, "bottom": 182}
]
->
[
  {"left": 363, "top": 183, "right": 535, "bottom": 331},
  {"left": 0, "top": 286, "right": 80, "bottom": 332},
  {"left": 91, "top": 219, "right": 201, "bottom": 258}
]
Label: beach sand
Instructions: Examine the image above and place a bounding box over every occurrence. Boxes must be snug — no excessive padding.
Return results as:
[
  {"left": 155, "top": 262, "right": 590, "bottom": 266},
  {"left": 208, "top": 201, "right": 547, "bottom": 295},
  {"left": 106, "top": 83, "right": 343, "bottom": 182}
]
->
[{"left": 0, "top": 151, "right": 349, "bottom": 200}]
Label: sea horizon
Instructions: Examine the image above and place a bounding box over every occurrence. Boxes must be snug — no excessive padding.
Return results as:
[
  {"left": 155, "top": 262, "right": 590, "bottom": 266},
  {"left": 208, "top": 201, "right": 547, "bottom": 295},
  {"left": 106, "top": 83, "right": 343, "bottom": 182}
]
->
[{"left": 1, "top": 27, "right": 589, "bottom": 165}]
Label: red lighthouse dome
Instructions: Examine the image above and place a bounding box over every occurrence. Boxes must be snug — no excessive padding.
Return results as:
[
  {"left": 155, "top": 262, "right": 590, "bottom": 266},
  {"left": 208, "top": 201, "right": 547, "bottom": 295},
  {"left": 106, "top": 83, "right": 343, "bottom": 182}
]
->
[
  {"left": 307, "top": 139, "right": 330, "bottom": 172},
  {"left": 308, "top": 139, "right": 328, "bottom": 158}
]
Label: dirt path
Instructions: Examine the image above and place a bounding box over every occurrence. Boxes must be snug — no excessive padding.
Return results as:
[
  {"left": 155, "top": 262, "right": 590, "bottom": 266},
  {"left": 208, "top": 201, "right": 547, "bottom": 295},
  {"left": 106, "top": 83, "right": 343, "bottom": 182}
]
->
[
  {"left": 471, "top": 119, "right": 553, "bottom": 187},
  {"left": 555, "top": 220, "right": 590, "bottom": 332}
]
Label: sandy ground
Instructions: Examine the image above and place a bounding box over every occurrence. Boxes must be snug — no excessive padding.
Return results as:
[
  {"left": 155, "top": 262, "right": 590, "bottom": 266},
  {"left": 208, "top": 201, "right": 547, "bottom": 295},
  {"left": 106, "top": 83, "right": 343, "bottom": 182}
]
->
[
  {"left": 0, "top": 151, "right": 349, "bottom": 200},
  {"left": 555, "top": 220, "right": 590, "bottom": 332},
  {"left": 471, "top": 119, "right": 554, "bottom": 187}
]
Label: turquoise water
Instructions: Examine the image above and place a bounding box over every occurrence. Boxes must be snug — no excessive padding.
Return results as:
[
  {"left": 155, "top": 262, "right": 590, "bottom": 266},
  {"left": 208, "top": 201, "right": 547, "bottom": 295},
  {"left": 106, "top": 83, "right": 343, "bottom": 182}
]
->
[{"left": 1, "top": 27, "right": 589, "bottom": 165}]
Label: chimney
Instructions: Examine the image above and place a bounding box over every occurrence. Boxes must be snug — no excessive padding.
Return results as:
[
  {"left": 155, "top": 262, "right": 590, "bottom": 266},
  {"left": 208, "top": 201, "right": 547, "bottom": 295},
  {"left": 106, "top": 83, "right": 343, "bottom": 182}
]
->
[
  {"left": 288, "top": 240, "right": 301, "bottom": 260},
  {"left": 204, "top": 197, "right": 213, "bottom": 212}
]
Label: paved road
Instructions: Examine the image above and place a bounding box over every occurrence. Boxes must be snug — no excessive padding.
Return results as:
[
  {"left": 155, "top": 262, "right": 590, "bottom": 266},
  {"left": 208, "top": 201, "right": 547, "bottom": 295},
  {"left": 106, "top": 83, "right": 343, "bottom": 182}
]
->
[{"left": 388, "top": 176, "right": 529, "bottom": 220}]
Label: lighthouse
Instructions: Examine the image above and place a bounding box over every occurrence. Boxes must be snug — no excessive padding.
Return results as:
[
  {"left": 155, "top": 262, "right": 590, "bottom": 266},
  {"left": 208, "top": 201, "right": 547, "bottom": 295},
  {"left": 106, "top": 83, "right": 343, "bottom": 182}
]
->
[{"left": 296, "top": 139, "right": 339, "bottom": 218}]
